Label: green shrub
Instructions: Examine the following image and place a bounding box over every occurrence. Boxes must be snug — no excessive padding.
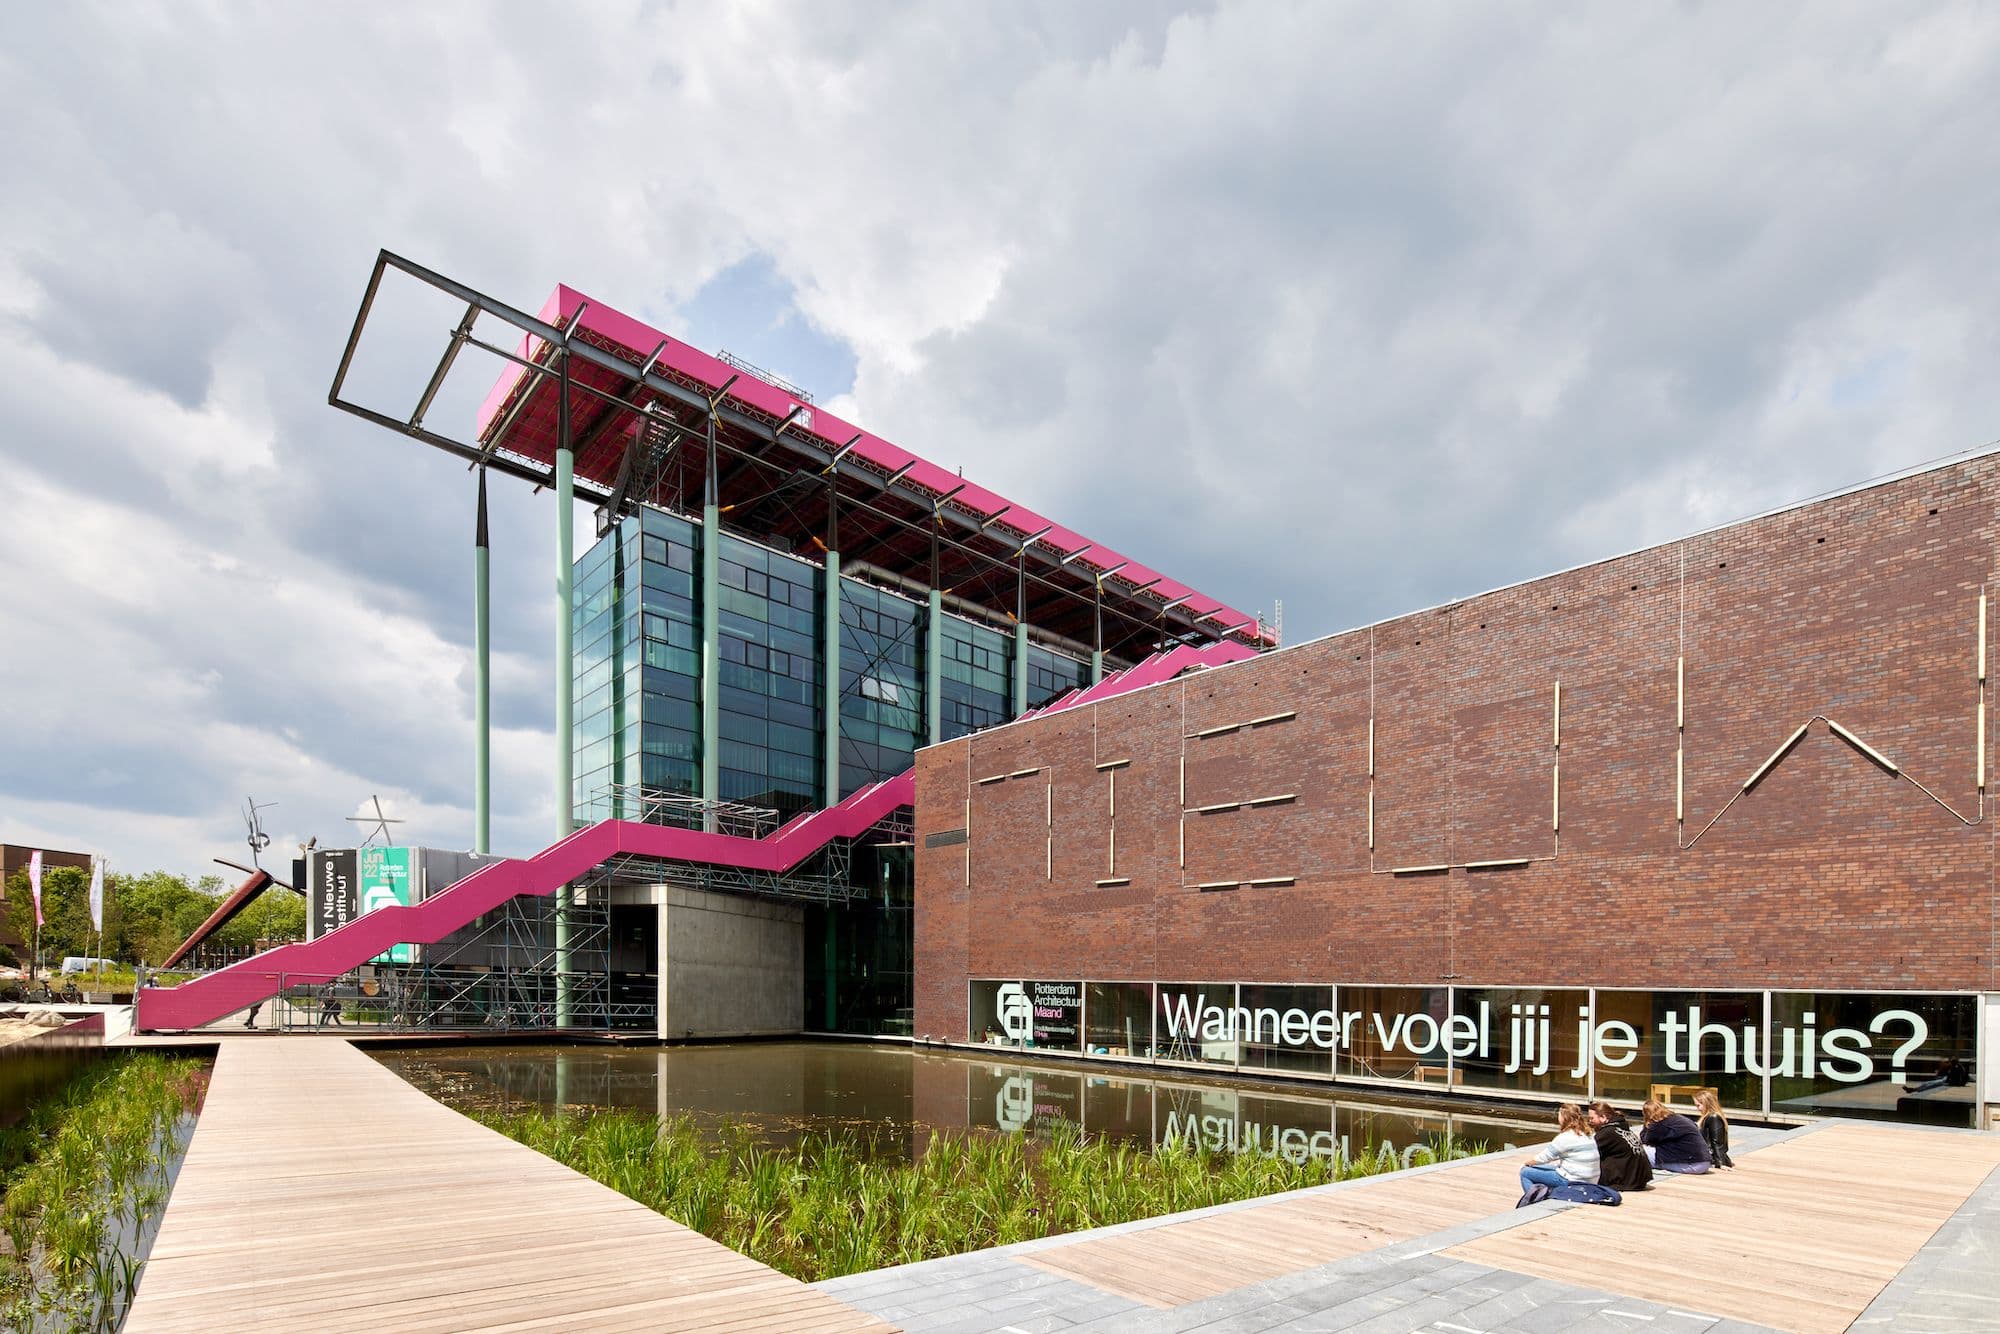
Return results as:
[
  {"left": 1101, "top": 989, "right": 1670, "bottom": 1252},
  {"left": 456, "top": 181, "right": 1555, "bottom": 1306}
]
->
[
  {"left": 0, "top": 1054, "right": 208, "bottom": 1331},
  {"left": 476, "top": 1107, "right": 1481, "bottom": 1282}
]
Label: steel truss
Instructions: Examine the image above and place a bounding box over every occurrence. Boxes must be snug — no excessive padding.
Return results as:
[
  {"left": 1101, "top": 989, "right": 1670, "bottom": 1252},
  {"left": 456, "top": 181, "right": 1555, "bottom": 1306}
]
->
[
  {"left": 325, "top": 249, "right": 1260, "bottom": 661},
  {"left": 265, "top": 892, "right": 653, "bottom": 1034},
  {"left": 257, "top": 800, "right": 914, "bottom": 1033},
  {"left": 576, "top": 803, "right": 913, "bottom": 907}
]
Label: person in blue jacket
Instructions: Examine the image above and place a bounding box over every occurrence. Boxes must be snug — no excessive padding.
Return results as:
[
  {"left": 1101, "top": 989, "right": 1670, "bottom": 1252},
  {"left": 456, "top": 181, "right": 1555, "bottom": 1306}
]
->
[{"left": 1640, "top": 1099, "right": 1711, "bottom": 1174}]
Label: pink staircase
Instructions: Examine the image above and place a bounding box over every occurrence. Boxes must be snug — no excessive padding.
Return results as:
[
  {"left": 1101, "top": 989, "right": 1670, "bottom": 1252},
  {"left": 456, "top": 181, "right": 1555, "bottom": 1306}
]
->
[{"left": 135, "top": 641, "right": 1255, "bottom": 1032}]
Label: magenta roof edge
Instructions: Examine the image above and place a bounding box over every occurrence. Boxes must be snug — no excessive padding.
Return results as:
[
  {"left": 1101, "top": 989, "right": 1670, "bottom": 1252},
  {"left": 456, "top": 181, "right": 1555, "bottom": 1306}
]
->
[{"left": 477, "top": 283, "right": 1271, "bottom": 647}]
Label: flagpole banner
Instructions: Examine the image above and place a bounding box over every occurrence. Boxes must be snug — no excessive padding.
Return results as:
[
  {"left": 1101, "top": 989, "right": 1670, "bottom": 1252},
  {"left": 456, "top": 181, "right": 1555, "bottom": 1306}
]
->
[
  {"left": 28, "top": 850, "right": 43, "bottom": 929},
  {"left": 89, "top": 857, "right": 104, "bottom": 933}
]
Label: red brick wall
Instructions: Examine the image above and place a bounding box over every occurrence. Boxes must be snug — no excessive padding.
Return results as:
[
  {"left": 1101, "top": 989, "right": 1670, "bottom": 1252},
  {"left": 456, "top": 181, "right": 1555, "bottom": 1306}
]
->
[{"left": 913, "top": 458, "right": 2000, "bottom": 1039}]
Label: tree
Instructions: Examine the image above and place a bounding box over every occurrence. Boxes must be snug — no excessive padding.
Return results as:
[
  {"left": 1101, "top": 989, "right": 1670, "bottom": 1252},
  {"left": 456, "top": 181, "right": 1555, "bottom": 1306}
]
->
[{"left": 0, "top": 866, "right": 302, "bottom": 969}]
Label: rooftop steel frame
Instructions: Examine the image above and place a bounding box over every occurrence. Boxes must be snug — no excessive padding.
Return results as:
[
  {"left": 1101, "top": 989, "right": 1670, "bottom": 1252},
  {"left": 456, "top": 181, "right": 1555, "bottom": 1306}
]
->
[{"left": 327, "top": 250, "right": 1269, "bottom": 661}]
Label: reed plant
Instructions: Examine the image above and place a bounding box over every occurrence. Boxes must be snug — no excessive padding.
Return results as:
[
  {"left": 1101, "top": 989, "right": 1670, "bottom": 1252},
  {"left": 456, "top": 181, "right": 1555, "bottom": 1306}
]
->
[
  {"left": 476, "top": 1108, "right": 1481, "bottom": 1282},
  {"left": 0, "top": 1054, "right": 208, "bottom": 1332}
]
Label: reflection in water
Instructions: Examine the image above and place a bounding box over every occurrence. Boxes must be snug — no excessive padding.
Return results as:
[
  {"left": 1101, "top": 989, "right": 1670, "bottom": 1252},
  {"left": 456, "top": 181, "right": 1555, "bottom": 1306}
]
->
[{"left": 376, "top": 1041, "right": 1545, "bottom": 1166}]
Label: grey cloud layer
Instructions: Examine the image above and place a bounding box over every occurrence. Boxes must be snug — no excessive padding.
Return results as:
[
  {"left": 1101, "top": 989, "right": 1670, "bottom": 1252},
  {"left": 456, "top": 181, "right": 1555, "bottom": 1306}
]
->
[{"left": 1, "top": 1, "right": 1995, "bottom": 877}]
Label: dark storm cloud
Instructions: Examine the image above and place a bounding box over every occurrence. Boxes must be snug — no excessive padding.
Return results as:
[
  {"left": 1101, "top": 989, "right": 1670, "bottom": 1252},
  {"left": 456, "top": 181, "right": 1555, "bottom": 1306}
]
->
[{"left": 1, "top": 1, "right": 1996, "bottom": 875}]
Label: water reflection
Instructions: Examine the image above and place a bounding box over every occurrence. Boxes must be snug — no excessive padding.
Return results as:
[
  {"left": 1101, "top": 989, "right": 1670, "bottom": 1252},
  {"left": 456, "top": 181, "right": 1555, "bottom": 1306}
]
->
[{"left": 376, "top": 1041, "right": 1544, "bottom": 1166}]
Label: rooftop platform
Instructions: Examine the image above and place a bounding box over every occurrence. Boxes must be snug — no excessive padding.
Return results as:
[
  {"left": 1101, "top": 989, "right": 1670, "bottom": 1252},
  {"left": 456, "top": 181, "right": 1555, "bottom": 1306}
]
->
[{"left": 330, "top": 251, "right": 1272, "bottom": 662}]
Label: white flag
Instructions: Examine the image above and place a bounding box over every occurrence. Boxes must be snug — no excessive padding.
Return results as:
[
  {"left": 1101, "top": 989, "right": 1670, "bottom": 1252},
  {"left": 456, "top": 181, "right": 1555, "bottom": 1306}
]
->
[
  {"left": 27, "top": 850, "right": 43, "bottom": 929},
  {"left": 89, "top": 857, "right": 104, "bottom": 932}
]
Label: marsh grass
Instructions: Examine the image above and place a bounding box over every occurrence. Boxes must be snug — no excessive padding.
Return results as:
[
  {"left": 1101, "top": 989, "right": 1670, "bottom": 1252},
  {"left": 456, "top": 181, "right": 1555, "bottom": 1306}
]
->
[
  {"left": 0, "top": 1054, "right": 208, "bottom": 1332},
  {"left": 477, "top": 1108, "right": 1481, "bottom": 1282}
]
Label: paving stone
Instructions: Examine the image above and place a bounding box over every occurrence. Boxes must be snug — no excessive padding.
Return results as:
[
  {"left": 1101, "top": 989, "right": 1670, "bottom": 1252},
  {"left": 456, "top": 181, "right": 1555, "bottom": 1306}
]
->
[
  {"left": 1333, "top": 1292, "right": 1483, "bottom": 1333},
  {"left": 1489, "top": 1296, "right": 1620, "bottom": 1334}
]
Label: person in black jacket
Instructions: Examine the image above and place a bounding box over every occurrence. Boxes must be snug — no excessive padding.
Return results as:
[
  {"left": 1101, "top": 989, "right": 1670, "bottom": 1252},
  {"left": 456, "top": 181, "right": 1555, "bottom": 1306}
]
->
[
  {"left": 1587, "top": 1101, "right": 1654, "bottom": 1191},
  {"left": 1641, "top": 1099, "right": 1711, "bottom": 1174},
  {"left": 1692, "top": 1090, "right": 1734, "bottom": 1169}
]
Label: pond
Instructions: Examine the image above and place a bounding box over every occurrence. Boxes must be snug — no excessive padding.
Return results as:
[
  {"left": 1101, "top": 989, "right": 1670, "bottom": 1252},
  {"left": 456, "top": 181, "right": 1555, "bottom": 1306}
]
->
[{"left": 375, "top": 1040, "right": 1548, "bottom": 1167}]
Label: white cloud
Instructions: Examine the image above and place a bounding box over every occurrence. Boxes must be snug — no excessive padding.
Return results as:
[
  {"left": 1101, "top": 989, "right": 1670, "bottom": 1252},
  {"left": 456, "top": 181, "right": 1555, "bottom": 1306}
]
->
[{"left": 1, "top": 1, "right": 1997, "bottom": 876}]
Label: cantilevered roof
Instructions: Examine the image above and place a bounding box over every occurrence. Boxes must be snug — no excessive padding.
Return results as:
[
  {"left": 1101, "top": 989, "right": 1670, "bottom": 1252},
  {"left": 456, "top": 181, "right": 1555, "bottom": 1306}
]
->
[{"left": 330, "top": 252, "right": 1271, "bottom": 659}]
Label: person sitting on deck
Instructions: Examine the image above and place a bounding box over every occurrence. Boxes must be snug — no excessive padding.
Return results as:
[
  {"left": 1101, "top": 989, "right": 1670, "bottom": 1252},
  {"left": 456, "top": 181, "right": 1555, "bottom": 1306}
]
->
[
  {"left": 1587, "top": 1101, "right": 1653, "bottom": 1190},
  {"left": 1640, "top": 1099, "right": 1711, "bottom": 1174},
  {"left": 1519, "top": 1103, "right": 1600, "bottom": 1194},
  {"left": 1692, "top": 1090, "right": 1734, "bottom": 1170}
]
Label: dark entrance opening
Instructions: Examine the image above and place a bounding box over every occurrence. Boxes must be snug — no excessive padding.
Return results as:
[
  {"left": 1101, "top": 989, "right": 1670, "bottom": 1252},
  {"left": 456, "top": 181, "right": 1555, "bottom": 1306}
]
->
[
  {"left": 804, "top": 844, "right": 913, "bottom": 1035},
  {"left": 608, "top": 903, "right": 657, "bottom": 1026}
]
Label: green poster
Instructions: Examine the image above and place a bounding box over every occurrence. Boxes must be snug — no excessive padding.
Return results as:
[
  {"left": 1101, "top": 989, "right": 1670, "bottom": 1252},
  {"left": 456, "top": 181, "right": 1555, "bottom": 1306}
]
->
[{"left": 358, "top": 846, "right": 416, "bottom": 964}]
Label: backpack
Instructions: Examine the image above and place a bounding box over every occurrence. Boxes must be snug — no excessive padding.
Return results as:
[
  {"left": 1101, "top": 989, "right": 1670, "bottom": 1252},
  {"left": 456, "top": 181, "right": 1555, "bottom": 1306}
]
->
[
  {"left": 1515, "top": 1183, "right": 1554, "bottom": 1209},
  {"left": 1549, "top": 1182, "right": 1622, "bottom": 1206}
]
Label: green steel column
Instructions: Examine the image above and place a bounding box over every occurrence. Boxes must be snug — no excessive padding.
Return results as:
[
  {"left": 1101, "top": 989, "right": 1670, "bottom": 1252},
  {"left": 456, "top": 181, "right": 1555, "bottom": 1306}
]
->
[
  {"left": 822, "top": 913, "right": 838, "bottom": 1031},
  {"left": 822, "top": 550, "right": 843, "bottom": 804},
  {"left": 1013, "top": 622, "right": 1029, "bottom": 717},
  {"left": 1091, "top": 649, "right": 1104, "bottom": 684},
  {"left": 554, "top": 421, "right": 575, "bottom": 1028},
  {"left": 925, "top": 588, "right": 943, "bottom": 745},
  {"left": 700, "top": 501, "right": 721, "bottom": 831},
  {"left": 473, "top": 470, "right": 492, "bottom": 855}
]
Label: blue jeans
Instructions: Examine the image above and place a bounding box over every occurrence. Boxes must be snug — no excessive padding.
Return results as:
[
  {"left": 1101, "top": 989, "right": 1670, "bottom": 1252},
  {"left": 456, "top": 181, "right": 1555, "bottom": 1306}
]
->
[{"left": 1520, "top": 1164, "right": 1570, "bottom": 1192}]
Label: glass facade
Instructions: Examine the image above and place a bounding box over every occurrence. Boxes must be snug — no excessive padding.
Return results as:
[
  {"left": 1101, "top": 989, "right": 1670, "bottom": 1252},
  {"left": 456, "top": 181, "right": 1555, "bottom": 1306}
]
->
[
  {"left": 572, "top": 503, "right": 1089, "bottom": 819},
  {"left": 803, "top": 844, "right": 914, "bottom": 1036},
  {"left": 940, "top": 617, "right": 1013, "bottom": 740},
  {"left": 1025, "top": 642, "right": 1090, "bottom": 711},
  {"left": 969, "top": 980, "right": 1984, "bottom": 1128},
  {"left": 715, "top": 533, "right": 821, "bottom": 818},
  {"left": 572, "top": 519, "right": 639, "bottom": 824},
  {"left": 573, "top": 509, "right": 704, "bottom": 824},
  {"left": 837, "top": 581, "right": 925, "bottom": 797}
]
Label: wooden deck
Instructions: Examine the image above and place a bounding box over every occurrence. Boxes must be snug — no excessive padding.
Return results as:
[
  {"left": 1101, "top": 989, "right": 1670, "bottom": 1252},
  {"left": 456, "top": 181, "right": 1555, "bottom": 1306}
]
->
[
  {"left": 1447, "top": 1121, "right": 2000, "bottom": 1334},
  {"left": 1019, "top": 1151, "right": 1524, "bottom": 1306},
  {"left": 123, "top": 1038, "right": 888, "bottom": 1333},
  {"left": 1015, "top": 1121, "right": 2000, "bottom": 1332}
]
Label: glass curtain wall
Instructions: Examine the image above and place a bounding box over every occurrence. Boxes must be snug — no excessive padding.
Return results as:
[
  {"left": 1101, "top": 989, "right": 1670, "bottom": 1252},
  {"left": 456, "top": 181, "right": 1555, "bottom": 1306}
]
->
[
  {"left": 837, "top": 580, "right": 925, "bottom": 797},
  {"left": 940, "top": 618, "right": 1012, "bottom": 741},
  {"left": 577, "top": 504, "right": 1096, "bottom": 826},
  {"left": 1026, "top": 643, "right": 1090, "bottom": 711},
  {"left": 572, "top": 519, "right": 640, "bottom": 823},
  {"left": 715, "top": 533, "right": 821, "bottom": 819},
  {"left": 966, "top": 979, "right": 1982, "bottom": 1127}
]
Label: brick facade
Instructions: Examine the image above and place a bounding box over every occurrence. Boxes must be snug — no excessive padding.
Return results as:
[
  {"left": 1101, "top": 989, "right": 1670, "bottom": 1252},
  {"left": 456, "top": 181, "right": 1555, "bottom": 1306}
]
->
[{"left": 913, "top": 457, "right": 2000, "bottom": 1039}]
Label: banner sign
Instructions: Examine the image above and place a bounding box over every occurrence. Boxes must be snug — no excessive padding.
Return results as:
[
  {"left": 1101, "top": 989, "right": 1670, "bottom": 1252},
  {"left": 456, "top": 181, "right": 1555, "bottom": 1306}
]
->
[
  {"left": 1150, "top": 987, "right": 1955, "bottom": 1088},
  {"left": 358, "top": 846, "right": 416, "bottom": 964},
  {"left": 994, "top": 980, "right": 1081, "bottom": 1048},
  {"left": 310, "top": 849, "right": 358, "bottom": 941},
  {"left": 970, "top": 979, "right": 1981, "bottom": 1127}
]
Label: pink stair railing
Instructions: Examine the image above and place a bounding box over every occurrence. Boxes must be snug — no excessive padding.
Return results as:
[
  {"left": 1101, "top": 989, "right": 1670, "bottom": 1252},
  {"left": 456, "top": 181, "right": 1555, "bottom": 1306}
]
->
[{"left": 136, "top": 641, "right": 1253, "bottom": 1032}]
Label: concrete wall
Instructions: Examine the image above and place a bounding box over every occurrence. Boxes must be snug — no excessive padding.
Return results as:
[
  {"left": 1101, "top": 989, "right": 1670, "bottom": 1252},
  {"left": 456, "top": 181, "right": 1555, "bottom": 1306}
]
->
[
  {"left": 915, "top": 454, "right": 2000, "bottom": 1035},
  {"left": 659, "top": 884, "right": 803, "bottom": 1039}
]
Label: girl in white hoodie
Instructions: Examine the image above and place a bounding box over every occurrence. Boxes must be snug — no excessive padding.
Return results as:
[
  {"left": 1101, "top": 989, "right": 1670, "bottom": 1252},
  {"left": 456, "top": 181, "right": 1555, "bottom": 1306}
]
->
[{"left": 1520, "top": 1104, "right": 1600, "bottom": 1193}]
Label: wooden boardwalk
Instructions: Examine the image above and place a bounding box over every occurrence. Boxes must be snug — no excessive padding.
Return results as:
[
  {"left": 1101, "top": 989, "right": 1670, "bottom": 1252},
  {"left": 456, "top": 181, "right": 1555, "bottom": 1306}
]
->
[
  {"left": 1447, "top": 1121, "right": 2000, "bottom": 1334},
  {"left": 1019, "top": 1150, "right": 1524, "bottom": 1306},
  {"left": 124, "top": 1038, "right": 888, "bottom": 1333},
  {"left": 1009, "top": 1120, "right": 2000, "bottom": 1332}
]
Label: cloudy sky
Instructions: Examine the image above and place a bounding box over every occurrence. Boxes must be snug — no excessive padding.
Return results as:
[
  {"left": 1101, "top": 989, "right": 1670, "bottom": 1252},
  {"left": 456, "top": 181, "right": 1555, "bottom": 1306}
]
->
[{"left": 3, "top": 2, "right": 1997, "bottom": 879}]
